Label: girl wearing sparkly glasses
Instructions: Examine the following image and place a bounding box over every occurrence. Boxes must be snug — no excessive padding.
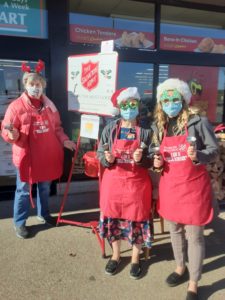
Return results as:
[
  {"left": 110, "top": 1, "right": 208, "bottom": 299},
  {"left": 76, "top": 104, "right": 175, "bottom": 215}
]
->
[
  {"left": 152, "top": 78, "right": 218, "bottom": 300},
  {"left": 97, "top": 87, "right": 153, "bottom": 279}
]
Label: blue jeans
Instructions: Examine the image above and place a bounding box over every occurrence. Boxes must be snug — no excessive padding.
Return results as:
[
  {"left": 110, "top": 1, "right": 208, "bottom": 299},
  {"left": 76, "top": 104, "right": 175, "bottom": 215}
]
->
[{"left": 14, "top": 170, "right": 50, "bottom": 227}]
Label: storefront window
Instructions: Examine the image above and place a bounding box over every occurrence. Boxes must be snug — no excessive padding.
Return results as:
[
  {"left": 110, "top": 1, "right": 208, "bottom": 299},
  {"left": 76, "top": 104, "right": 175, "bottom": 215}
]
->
[
  {"left": 0, "top": 0, "right": 48, "bottom": 38},
  {"left": 118, "top": 62, "right": 154, "bottom": 126},
  {"left": 159, "top": 64, "right": 225, "bottom": 123},
  {"left": 0, "top": 59, "right": 40, "bottom": 117},
  {"left": 160, "top": 6, "right": 225, "bottom": 54},
  {"left": 69, "top": 0, "right": 154, "bottom": 50}
]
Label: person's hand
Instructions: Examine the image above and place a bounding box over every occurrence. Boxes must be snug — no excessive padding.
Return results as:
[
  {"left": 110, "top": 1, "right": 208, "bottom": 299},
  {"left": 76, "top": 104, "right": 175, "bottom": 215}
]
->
[
  {"left": 133, "top": 148, "right": 143, "bottom": 163},
  {"left": 187, "top": 145, "right": 198, "bottom": 161},
  {"left": 6, "top": 126, "right": 20, "bottom": 141},
  {"left": 104, "top": 151, "right": 115, "bottom": 164},
  {"left": 63, "top": 140, "right": 76, "bottom": 151},
  {"left": 153, "top": 154, "right": 164, "bottom": 168}
]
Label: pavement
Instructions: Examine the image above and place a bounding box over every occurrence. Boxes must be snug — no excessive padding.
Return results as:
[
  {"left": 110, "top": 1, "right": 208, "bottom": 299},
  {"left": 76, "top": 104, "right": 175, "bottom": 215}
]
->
[{"left": 0, "top": 189, "right": 225, "bottom": 300}]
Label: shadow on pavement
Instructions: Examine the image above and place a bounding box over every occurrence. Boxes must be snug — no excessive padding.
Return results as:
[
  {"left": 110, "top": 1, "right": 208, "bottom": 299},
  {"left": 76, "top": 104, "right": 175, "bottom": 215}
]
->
[
  {"left": 0, "top": 191, "right": 99, "bottom": 219},
  {"left": 27, "top": 223, "right": 54, "bottom": 238},
  {"left": 199, "top": 278, "right": 225, "bottom": 299}
]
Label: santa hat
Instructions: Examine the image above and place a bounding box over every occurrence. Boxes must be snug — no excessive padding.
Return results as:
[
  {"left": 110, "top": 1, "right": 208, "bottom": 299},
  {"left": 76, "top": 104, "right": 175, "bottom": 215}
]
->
[
  {"left": 157, "top": 78, "right": 192, "bottom": 105},
  {"left": 111, "top": 87, "right": 140, "bottom": 115}
]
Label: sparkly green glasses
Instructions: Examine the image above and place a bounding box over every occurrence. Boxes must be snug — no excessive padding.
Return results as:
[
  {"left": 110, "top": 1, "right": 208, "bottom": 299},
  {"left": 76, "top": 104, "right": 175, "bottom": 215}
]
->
[
  {"left": 160, "top": 89, "right": 182, "bottom": 106},
  {"left": 119, "top": 99, "right": 139, "bottom": 110}
]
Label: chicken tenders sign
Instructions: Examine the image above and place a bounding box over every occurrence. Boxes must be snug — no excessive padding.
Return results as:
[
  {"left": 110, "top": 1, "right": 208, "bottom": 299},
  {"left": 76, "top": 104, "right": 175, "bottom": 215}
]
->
[{"left": 68, "top": 52, "right": 118, "bottom": 116}]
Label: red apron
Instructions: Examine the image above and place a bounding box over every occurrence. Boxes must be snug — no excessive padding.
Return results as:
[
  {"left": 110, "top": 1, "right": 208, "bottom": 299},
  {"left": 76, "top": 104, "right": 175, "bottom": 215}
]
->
[
  {"left": 20, "top": 108, "right": 63, "bottom": 183},
  {"left": 100, "top": 124, "right": 152, "bottom": 222},
  {"left": 158, "top": 127, "right": 213, "bottom": 226}
]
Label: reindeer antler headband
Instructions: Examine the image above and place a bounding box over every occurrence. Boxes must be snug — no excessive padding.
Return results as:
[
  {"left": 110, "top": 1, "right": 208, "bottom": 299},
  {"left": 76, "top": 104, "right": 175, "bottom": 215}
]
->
[{"left": 21, "top": 59, "right": 45, "bottom": 74}]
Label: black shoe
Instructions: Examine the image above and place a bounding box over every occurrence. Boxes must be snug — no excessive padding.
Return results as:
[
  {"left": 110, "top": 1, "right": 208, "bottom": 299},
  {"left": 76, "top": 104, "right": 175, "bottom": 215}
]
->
[
  {"left": 186, "top": 291, "right": 199, "bottom": 300},
  {"left": 166, "top": 268, "right": 189, "bottom": 287},
  {"left": 14, "top": 225, "right": 29, "bottom": 239},
  {"left": 37, "top": 215, "right": 56, "bottom": 226},
  {"left": 105, "top": 259, "right": 120, "bottom": 275},
  {"left": 130, "top": 263, "right": 142, "bottom": 280}
]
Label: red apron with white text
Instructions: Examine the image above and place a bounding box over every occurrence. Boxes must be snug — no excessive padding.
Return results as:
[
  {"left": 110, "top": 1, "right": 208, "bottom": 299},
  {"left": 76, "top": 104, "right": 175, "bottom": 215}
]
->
[
  {"left": 158, "top": 127, "right": 213, "bottom": 225},
  {"left": 100, "top": 125, "right": 152, "bottom": 222},
  {"left": 20, "top": 108, "right": 63, "bottom": 183}
]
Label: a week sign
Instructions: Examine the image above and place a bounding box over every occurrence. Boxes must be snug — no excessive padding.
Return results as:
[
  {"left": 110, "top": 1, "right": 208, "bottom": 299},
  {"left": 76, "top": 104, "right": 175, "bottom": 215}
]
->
[{"left": 0, "top": 0, "right": 47, "bottom": 38}]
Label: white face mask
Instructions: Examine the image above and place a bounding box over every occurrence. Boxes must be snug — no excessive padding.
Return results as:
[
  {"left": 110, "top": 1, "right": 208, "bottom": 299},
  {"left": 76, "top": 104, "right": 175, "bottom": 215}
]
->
[{"left": 26, "top": 86, "right": 43, "bottom": 99}]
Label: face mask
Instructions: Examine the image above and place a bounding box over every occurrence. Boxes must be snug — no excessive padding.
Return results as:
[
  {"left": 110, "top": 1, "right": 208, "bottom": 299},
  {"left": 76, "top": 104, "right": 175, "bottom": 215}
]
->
[
  {"left": 120, "top": 107, "right": 139, "bottom": 120},
  {"left": 162, "top": 102, "right": 182, "bottom": 118},
  {"left": 26, "top": 86, "right": 43, "bottom": 99}
]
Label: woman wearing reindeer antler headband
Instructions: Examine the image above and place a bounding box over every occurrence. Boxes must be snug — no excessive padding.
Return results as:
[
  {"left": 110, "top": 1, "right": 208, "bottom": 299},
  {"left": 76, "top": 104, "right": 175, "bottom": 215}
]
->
[{"left": 1, "top": 60, "right": 76, "bottom": 239}]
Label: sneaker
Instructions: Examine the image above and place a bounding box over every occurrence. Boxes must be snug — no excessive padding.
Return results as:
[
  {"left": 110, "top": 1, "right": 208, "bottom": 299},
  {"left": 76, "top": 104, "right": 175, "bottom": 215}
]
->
[
  {"left": 130, "top": 263, "right": 142, "bottom": 280},
  {"left": 166, "top": 268, "right": 189, "bottom": 287},
  {"left": 105, "top": 259, "right": 121, "bottom": 275},
  {"left": 36, "top": 215, "right": 56, "bottom": 226},
  {"left": 14, "top": 225, "right": 29, "bottom": 239}
]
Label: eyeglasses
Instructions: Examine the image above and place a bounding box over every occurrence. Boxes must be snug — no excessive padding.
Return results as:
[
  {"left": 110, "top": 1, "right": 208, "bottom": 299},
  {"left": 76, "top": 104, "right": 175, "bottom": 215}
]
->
[
  {"left": 160, "top": 89, "right": 182, "bottom": 106},
  {"left": 119, "top": 99, "right": 139, "bottom": 110},
  {"left": 161, "top": 98, "right": 182, "bottom": 106}
]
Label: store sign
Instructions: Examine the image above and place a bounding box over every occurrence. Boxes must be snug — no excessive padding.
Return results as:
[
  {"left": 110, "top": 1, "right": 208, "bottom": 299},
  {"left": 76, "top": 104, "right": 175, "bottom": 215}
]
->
[
  {"left": 70, "top": 13, "right": 225, "bottom": 54},
  {"left": 70, "top": 24, "right": 154, "bottom": 49},
  {"left": 0, "top": 0, "right": 47, "bottom": 38},
  {"left": 161, "top": 24, "right": 225, "bottom": 54},
  {"left": 69, "top": 13, "right": 154, "bottom": 49},
  {"left": 161, "top": 34, "right": 225, "bottom": 54},
  {"left": 68, "top": 52, "right": 118, "bottom": 116}
]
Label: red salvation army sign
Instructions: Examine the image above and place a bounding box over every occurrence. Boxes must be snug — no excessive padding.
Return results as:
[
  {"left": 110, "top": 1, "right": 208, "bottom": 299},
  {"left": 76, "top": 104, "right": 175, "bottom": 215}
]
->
[
  {"left": 68, "top": 52, "right": 118, "bottom": 116},
  {"left": 81, "top": 61, "right": 99, "bottom": 91}
]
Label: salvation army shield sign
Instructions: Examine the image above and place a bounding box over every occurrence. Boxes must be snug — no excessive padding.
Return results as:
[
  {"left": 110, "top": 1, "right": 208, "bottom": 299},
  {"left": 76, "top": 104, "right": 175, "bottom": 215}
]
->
[
  {"left": 68, "top": 52, "right": 118, "bottom": 116},
  {"left": 81, "top": 61, "right": 99, "bottom": 91}
]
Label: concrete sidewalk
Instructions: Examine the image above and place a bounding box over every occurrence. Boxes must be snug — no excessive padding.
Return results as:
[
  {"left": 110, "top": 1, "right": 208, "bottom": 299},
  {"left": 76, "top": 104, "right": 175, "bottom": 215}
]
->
[{"left": 0, "top": 192, "right": 225, "bottom": 300}]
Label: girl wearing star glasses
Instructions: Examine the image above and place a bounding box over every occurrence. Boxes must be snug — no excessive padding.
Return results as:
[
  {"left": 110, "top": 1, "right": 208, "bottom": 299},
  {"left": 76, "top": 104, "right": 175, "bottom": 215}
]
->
[{"left": 97, "top": 87, "right": 154, "bottom": 279}]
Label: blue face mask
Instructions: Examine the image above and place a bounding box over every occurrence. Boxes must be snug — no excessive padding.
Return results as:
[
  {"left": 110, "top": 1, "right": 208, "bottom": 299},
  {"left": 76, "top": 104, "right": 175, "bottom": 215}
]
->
[
  {"left": 162, "top": 102, "right": 182, "bottom": 118},
  {"left": 120, "top": 107, "right": 139, "bottom": 120}
]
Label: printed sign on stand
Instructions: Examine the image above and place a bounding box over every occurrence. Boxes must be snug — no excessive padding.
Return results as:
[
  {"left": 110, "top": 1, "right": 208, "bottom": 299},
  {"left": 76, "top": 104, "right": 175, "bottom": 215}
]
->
[
  {"left": 68, "top": 52, "right": 118, "bottom": 116},
  {"left": 80, "top": 114, "right": 100, "bottom": 140}
]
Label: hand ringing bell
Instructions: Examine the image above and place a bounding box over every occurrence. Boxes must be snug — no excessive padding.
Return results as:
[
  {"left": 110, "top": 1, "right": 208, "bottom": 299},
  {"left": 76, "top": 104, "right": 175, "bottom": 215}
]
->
[
  {"left": 187, "top": 136, "right": 197, "bottom": 148},
  {"left": 102, "top": 143, "right": 109, "bottom": 151}
]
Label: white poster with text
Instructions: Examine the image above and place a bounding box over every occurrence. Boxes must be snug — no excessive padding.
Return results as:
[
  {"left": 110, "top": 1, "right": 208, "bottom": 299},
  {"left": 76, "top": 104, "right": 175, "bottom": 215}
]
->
[
  {"left": 80, "top": 114, "right": 100, "bottom": 140},
  {"left": 68, "top": 52, "right": 118, "bottom": 116}
]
